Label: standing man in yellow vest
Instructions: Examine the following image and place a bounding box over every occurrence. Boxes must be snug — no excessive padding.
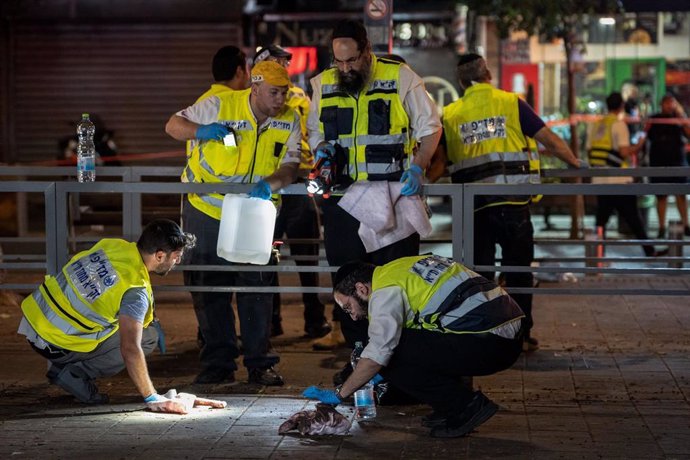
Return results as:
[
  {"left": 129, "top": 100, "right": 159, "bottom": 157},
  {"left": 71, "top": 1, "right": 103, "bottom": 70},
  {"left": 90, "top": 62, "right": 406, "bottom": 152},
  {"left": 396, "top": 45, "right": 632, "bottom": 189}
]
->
[
  {"left": 303, "top": 255, "right": 525, "bottom": 438},
  {"left": 165, "top": 61, "right": 301, "bottom": 386},
  {"left": 307, "top": 20, "right": 442, "bottom": 380},
  {"left": 253, "top": 44, "right": 331, "bottom": 340},
  {"left": 587, "top": 91, "right": 662, "bottom": 257},
  {"left": 182, "top": 45, "right": 250, "bottom": 184},
  {"left": 17, "top": 219, "right": 196, "bottom": 410},
  {"left": 435, "top": 54, "right": 582, "bottom": 352}
]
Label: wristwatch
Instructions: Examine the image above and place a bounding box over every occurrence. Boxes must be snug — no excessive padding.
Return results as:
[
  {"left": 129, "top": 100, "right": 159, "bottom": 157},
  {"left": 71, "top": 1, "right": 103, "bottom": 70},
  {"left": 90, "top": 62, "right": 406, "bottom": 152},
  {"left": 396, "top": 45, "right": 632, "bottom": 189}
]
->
[{"left": 334, "top": 385, "right": 344, "bottom": 401}]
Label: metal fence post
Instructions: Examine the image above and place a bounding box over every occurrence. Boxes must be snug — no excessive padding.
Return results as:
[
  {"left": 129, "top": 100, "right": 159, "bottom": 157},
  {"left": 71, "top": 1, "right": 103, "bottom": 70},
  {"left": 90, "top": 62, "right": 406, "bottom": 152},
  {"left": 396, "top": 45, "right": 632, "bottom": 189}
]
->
[{"left": 668, "top": 220, "right": 684, "bottom": 269}]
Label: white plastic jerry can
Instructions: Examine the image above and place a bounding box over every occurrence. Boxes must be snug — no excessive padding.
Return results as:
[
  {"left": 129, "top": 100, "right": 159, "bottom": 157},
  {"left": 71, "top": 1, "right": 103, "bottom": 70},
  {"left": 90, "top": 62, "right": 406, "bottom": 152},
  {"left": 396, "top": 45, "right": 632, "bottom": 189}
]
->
[{"left": 217, "top": 194, "right": 276, "bottom": 265}]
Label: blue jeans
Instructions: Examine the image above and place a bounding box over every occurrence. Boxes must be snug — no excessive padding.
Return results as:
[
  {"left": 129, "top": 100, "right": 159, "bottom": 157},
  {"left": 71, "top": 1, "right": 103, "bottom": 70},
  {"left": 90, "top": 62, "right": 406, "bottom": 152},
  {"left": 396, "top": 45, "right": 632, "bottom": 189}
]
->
[{"left": 182, "top": 198, "right": 278, "bottom": 372}]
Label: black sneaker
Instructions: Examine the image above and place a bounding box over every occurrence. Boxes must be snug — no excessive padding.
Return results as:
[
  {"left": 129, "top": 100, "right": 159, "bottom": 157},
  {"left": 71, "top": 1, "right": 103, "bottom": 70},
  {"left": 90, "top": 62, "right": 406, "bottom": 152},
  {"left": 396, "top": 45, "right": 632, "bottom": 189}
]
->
[
  {"left": 193, "top": 367, "right": 236, "bottom": 385},
  {"left": 49, "top": 365, "right": 109, "bottom": 404},
  {"left": 304, "top": 320, "right": 332, "bottom": 339},
  {"left": 248, "top": 367, "right": 284, "bottom": 386},
  {"left": 430, "top": 391, "right": 498, "bottom": 438},
  {"left": 685, "top": 226, "right": 690, "bottom": 237},
  {"left": 658, "top": 228, "right": 667, "bottom": 239},
  {"left": 421, "top": 411, "right": 447, "bottom": 428}
]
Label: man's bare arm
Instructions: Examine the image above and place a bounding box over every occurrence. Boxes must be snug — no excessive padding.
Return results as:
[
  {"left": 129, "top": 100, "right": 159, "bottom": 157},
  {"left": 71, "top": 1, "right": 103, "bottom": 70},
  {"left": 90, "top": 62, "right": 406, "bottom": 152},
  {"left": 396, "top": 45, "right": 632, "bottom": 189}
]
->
[{"left": 165, "top": 114, "right": 199, "bottom": 141}]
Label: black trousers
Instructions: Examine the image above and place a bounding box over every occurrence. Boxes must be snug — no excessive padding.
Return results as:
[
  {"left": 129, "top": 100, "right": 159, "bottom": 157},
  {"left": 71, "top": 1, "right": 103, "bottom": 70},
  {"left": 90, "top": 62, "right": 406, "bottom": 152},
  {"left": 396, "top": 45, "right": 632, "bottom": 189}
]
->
[
  {"left": 474, "top": 204, "right": 535, "bottom": 334},
  {"left": 321, "top": 196, "right": 420, "bottom": 348},
  {"left": 595, "top": 195, "right": 655, "bottom": 256},
  {"left": 380, "top": 328, "right": 522, "bottom": 415},
  {"left": 182, "top": 198, "right": 278, "bottom": 372},
  {"left": 272, "top": 194, "right": 326, "bottom": 329}
]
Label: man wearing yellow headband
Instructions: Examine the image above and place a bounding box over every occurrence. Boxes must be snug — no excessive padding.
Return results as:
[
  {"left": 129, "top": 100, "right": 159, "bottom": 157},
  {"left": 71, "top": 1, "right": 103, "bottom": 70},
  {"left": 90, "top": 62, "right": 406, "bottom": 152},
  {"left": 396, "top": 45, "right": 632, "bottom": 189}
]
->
[{"left": 165, "top": 59, "right": 300, "bottom": 387}]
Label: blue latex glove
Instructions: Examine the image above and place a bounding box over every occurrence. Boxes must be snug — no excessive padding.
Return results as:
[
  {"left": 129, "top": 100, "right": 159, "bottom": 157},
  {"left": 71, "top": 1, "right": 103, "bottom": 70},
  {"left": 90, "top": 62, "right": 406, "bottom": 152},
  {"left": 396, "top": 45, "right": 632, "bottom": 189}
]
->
[
  {"left": 370, "top": 373, "right": 384, "bottom": 385},
  {"left": 314, "top": 143, "right": 336, "bottom": 161},
  {"left": 195, "top": 123, "right": 229, "bottom": 141},
  {"left": 151, "top": 319, "right": 166, "bottom": 355},
  {"left": 248, "top": 180, "right": 272, "bottom": 200},
  {"left": 302, "top": 385, "right": 341, "bottom": 405},
  {"left": 400, "top": 163, "right": 424, "bottom": 196}
]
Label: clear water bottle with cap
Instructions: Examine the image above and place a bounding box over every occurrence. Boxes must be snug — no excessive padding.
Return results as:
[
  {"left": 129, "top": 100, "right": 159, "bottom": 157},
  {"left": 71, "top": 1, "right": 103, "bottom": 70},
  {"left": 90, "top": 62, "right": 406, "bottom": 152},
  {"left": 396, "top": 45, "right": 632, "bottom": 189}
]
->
[
  {"left": 350, "top": 341, "right": 376, "bottom": 420},
  {"left": 76, "top": 113, "right": 96, "bottom": 182}
]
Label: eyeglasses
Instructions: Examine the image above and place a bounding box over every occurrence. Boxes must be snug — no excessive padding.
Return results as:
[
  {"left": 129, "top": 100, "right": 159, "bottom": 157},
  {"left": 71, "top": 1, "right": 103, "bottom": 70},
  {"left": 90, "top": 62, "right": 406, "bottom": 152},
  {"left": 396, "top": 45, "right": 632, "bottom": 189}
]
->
[{"left": 333, "top": 52, "right": 362, "bottom": 68}]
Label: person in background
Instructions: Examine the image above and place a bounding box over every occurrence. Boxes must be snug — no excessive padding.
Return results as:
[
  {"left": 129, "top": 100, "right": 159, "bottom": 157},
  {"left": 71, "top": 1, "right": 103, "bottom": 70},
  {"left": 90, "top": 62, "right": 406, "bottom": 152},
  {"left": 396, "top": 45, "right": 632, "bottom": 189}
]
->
[
  {"left": 182, "top": 45, "right": 250, "bottom": 350},
  {"left": 182, "top": 45, "right": 250, "bottom": 184},
  {"left": 253, "top": 44, "right": 331, "bottom": 340},
  {"left": 588, "top": 92, "right": 666, "bottom": 257},
  {"left": 17, "top": 219, "right": 195, "bottom": 412},
  {"left": 165, "top": 61, "right": 300, "bottom": 386},
  {"left": 306, "top": 19, "right": 442, "bottom": 382},
  {"left": 303, "top": 255, "right": 525, "bottom": 438},
  {"left": 431, "top": 53, "right": 582, "bottom": 352},
  {"left": 642, "top": 94, "right": 690, "bottom": 237}
]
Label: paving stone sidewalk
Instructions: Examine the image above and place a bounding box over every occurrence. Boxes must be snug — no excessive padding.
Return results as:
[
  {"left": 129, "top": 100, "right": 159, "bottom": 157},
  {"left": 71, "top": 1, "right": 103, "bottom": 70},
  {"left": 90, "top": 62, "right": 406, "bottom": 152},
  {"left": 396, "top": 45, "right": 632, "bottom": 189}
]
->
[{"left": 1, "top": 277, "right": 690, "bottom": 459}]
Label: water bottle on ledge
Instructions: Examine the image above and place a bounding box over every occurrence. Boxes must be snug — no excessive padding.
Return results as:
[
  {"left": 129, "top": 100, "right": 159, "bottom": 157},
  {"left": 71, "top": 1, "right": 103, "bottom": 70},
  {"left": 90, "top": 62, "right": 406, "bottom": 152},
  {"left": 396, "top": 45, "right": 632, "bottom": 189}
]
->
[{"left": 76, "top": 113, "right": 96, "bottom": 182}]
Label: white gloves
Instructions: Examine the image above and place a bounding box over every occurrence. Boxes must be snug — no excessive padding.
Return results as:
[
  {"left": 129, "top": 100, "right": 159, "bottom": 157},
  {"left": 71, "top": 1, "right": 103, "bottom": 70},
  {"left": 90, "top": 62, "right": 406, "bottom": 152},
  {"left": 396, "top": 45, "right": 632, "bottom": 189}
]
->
[{"left": 145, "top": 389, "right": 227, "bottom": 414}]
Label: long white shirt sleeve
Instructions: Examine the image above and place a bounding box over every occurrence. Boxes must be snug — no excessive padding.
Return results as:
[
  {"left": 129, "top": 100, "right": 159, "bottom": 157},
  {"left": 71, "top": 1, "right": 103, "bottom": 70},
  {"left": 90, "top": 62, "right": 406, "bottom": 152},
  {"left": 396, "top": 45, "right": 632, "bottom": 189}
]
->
[{"left": 360, "top": 285, "right": 415, "bottom": 366}]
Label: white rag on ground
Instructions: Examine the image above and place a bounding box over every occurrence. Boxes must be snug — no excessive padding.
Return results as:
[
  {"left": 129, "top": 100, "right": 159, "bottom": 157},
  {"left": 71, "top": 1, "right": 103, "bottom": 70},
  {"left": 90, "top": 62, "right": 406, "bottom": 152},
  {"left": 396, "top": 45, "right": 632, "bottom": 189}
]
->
[{"left": 337, "top": 181, "right": 433, "bottom": 253}]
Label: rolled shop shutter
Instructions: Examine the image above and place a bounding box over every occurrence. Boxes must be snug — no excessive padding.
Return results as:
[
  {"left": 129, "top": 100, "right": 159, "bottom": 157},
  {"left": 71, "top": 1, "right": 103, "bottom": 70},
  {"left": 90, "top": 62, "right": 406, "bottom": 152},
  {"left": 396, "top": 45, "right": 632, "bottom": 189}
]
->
[{"left": 11, "top": 23, "right": 242, "bottom": 164}]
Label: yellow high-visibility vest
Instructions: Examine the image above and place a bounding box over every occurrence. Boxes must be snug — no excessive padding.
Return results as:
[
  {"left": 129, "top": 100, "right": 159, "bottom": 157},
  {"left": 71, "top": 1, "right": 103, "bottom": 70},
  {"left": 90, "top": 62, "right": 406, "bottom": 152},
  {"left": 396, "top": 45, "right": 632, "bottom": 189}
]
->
[
  {"left": 372, "top": 255, "right": 524, "bottom": 334},
  {"left": 443, "top": 83, "right": 540, "bottom": 210},
  {"left": 183, "top": 89, "right": 297, "bottom": 219},
  {"left": 316, "top": 55, "right": 413, "bottom": 182},
  {"left": 21, "top": 239, "right": 154, "bottom": 352}
]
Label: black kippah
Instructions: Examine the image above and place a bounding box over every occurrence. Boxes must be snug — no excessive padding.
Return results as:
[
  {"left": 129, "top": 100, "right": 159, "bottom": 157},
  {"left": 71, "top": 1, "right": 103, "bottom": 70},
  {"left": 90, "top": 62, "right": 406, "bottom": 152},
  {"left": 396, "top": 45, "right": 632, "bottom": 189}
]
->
[
  {"left": 332, "top": 19, "right": 368, "bottom": 42},
  {"left": 457, "top": 53, "right": 483, "bottom": 67},
  {"left": 334, "top": 261, "right": 363, "bottom": 287}
]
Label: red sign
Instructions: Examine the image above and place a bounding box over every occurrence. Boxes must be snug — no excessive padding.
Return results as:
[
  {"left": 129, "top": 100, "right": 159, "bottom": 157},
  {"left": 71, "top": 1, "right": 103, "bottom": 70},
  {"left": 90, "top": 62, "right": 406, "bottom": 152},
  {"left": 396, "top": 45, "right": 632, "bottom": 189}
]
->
[{"left": 501, "top": 63, "right": 540, "bottom": 114}]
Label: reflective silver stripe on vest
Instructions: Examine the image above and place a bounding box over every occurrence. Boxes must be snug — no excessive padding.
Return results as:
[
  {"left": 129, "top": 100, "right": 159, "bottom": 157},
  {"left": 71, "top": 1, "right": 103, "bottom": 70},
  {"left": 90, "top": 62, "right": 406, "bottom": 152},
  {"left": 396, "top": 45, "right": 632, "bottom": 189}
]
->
[
  {"left": 197, "top": 150, "right": 248, "bottom": 183},
  {"left": 55, "top": 273, "right": 113, "bottom": 328},
  {"left": 182, "top": 164, "right": 194, "bottom": 183},
  {"left": 32, "top": 284, "right": 115, "bottom": 341},
  {"left": 417, "top": 270, "right": 474, "bottom": 319},
  {"left": 198, "top": 194, "right": 224, "bottom": 209},
  {"left": 334, "top": 137, "right": 354, "bottom": 148},
  {"left": 356, "top": 133, "right": 408, "bottom": 145},
  {"left": 439, "top": 285, "right": 505, "bottom": 329},
  {"left": 321, "top": 84, "right": 342, "bottom": 95},
  {"left": 447, "top": 151, "right": 528, "bottom": 174}
]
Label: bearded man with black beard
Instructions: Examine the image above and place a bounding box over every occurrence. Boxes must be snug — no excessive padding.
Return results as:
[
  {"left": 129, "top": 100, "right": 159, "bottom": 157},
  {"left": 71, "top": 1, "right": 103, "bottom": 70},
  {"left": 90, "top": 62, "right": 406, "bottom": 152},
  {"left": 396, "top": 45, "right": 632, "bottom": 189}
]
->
[
  {"left": 306, "top": 19, "right": 441, "bottom": 388},
  {"left": 336, "top": 53, "right": 371, "bottom": 95}
]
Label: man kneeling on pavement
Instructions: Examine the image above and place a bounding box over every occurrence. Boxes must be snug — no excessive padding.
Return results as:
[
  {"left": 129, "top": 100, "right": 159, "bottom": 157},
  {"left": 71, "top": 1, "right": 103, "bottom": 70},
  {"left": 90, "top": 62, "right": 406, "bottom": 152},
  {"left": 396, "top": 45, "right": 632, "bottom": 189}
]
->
[
  {"left": 304, "top": 254, "right": 524, "bottom": 437},
  {"left": 17, "top": 219, "right": 197, "bottom": 413}
]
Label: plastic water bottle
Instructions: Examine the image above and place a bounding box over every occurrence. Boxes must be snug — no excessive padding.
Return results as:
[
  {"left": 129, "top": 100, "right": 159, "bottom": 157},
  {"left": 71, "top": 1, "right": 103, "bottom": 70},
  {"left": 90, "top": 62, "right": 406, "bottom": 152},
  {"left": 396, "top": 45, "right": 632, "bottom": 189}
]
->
[
  {"left": 350, "top": 341, "right": 377, "bottom": 420},
  {"left": 354, "top": 382, "right": 376, "bottom": 420},
  {"left": 350, "top": 341, "right": 364, "bottom": 370},
  {"left": 76, "top": 113, "right": 96, "bottom": 182}
]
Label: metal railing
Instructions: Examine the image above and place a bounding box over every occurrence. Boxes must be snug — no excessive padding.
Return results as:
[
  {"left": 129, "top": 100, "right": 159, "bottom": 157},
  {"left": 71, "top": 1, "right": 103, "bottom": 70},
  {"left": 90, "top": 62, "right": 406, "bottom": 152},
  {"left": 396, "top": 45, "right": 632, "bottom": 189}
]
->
[{"left": 1, "top": 165, "right": 690, "bottom": 296}]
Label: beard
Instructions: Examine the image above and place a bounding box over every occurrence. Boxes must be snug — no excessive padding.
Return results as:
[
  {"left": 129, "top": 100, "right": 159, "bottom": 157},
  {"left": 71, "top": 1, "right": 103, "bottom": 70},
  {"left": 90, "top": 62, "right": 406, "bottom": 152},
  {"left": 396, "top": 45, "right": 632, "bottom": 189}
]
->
[
  {"left": 353, "top": 294, "right": 369, "bottom": 320},
  {"left": 336, "top": 60, "right": 370, "bottom": 95}
]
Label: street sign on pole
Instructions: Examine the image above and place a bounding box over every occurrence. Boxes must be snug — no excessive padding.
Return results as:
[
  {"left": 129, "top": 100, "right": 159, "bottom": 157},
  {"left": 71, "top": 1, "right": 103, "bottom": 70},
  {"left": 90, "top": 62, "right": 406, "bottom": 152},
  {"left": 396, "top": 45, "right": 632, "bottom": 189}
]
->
[{"left": 363, "top": 0, "right": 392, "bottom": 54}]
